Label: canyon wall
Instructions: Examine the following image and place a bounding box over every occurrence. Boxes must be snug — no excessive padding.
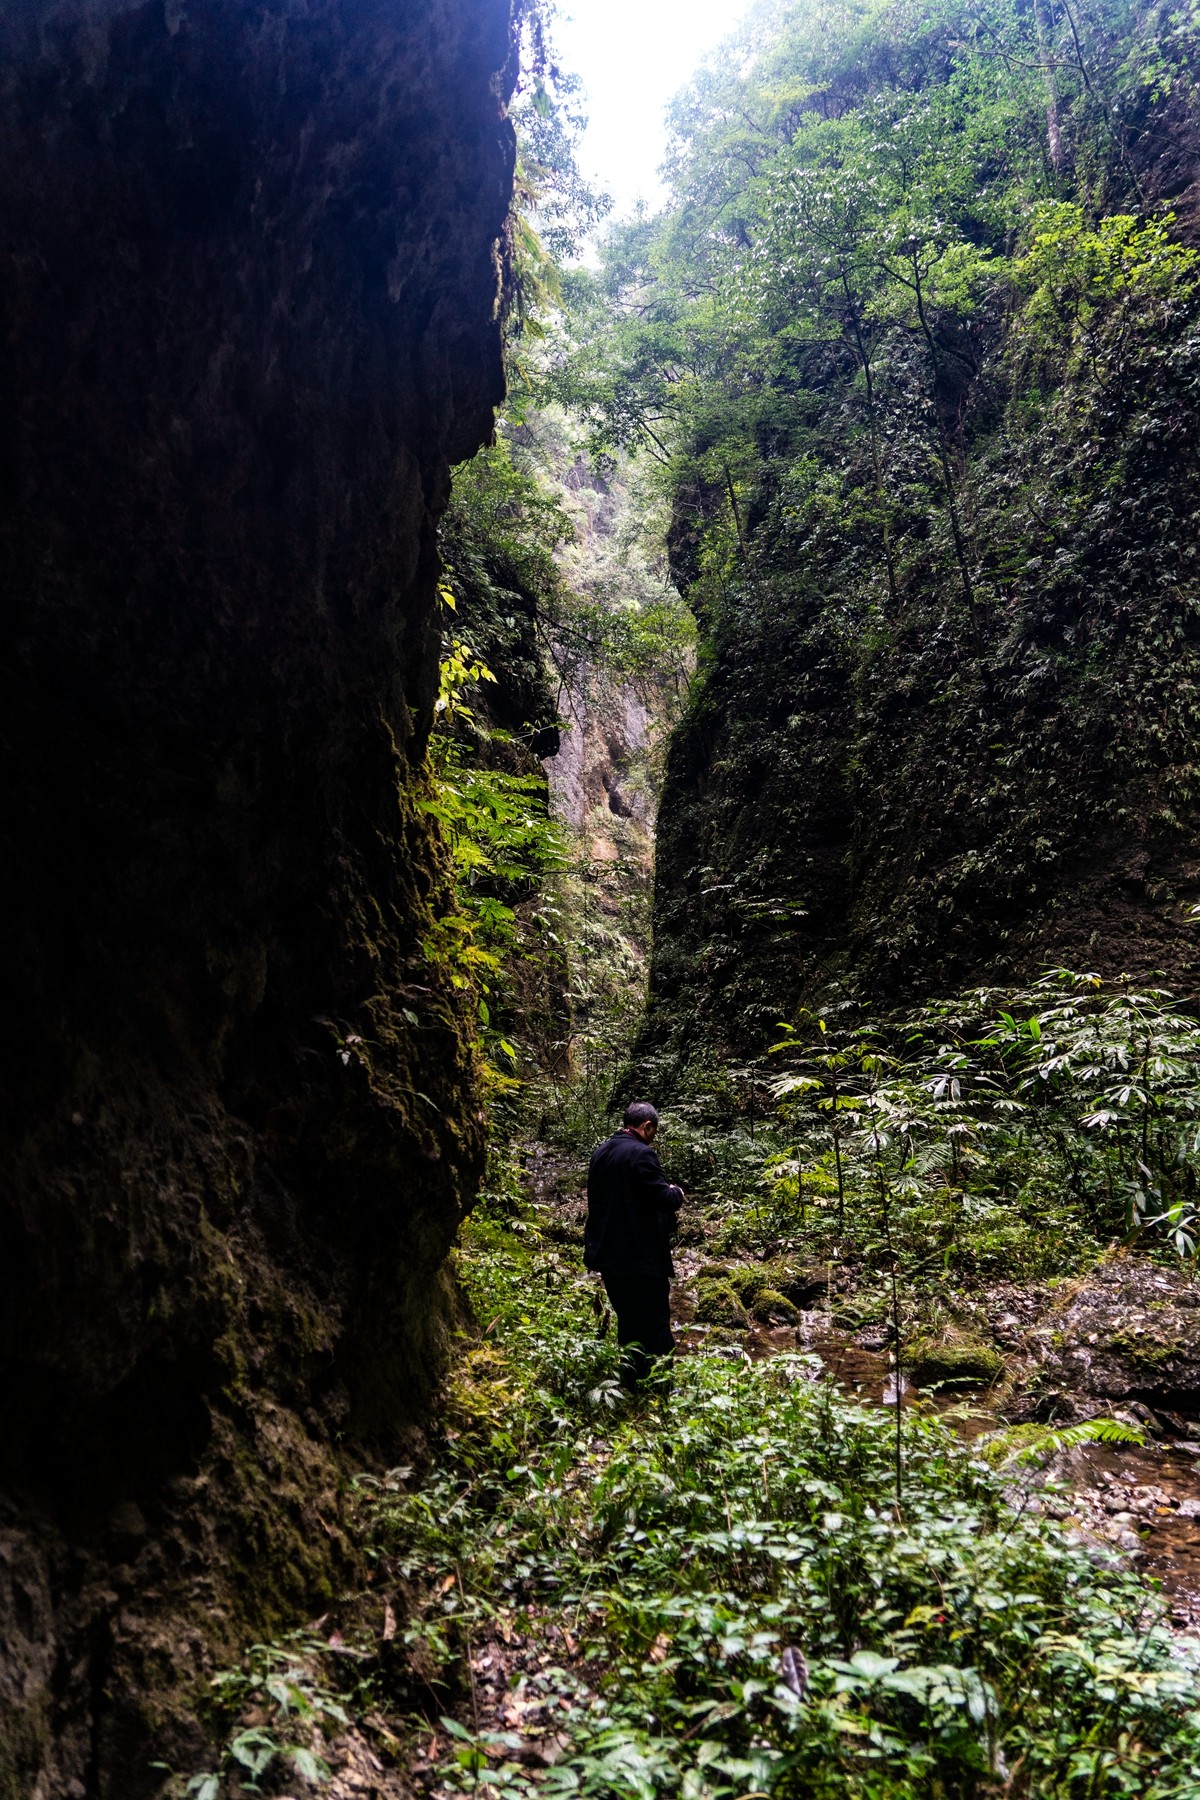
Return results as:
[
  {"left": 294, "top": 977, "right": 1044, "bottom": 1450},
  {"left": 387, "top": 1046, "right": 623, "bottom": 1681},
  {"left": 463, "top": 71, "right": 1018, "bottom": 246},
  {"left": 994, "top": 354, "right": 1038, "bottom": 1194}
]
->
[
  {"left": 0, "top": 1, "right": 514, "bottom": 1790},
  {"left": 633, "top": 16, "right": 1200, "bottom": 1091}
]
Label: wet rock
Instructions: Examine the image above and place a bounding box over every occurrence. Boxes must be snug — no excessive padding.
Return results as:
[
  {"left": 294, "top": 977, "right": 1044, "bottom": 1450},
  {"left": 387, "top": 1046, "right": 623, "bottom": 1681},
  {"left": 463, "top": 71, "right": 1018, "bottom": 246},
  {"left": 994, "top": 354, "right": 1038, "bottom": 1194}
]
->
[
  {"left": 856, "top": 1327, "right": 892, "bottom": 1353},
  {"left": 1026, "top": 1261, "right": 1200, "bottom": 1416}
]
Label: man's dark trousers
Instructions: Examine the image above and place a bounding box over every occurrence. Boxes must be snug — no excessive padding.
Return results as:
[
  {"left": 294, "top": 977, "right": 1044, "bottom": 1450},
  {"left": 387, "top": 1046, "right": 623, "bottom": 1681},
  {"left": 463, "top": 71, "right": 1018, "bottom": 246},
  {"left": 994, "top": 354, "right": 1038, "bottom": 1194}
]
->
[
  {"left": 585, "top": 1125, "right": 682, "bottom": 1388},
  {"left": 602, "top": 1268, "right": 673, "bottom": 1387}
]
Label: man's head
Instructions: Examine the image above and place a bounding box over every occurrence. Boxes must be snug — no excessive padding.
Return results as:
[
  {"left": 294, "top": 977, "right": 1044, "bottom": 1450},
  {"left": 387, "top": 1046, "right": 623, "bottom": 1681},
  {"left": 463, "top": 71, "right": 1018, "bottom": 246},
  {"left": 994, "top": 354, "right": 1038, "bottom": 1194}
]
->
[{"left": 623, "top": 1101, "right": 660, "bottom": 1143}]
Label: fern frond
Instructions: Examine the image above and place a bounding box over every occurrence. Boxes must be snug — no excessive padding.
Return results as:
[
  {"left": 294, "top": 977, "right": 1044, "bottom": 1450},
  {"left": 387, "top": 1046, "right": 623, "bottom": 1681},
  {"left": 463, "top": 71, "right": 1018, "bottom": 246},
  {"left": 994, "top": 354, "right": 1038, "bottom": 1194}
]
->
[{"left": 981, "top": 1416, "right": 1145, "bottom": 1467}]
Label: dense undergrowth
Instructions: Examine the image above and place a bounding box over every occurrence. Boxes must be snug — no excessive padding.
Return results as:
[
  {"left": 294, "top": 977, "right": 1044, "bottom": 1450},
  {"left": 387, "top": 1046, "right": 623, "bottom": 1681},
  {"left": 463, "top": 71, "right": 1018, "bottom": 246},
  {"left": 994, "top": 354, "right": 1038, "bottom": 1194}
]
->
[
  {"left": 172, "top": 960, "right": 1200, "bottom": 1799},
  {"left": 367, "top": 1175, "right": 1200, "bottom": 1800},
  {"left": 642, "top": 969, "right": 1200, "bottom": 1300}
]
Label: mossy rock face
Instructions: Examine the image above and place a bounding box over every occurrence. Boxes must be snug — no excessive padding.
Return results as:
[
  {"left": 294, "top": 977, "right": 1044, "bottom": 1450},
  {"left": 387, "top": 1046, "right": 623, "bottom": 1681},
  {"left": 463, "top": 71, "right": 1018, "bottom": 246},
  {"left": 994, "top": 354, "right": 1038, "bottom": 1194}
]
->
[
  {"left": 693, "top": 1278, "right": 749, "bottom": 1328},
  {"left": 749, "top": 1288, "right": 801, "bottom": 1326},
  {"left": 1106, "top": 1330, "right": 1180, "bottom": 1368},
  {"left": 1028, "top": 1263, "right": 1200, "bottom": 1408},
  {"left": 904, "top": 1336, "right": 1004, "bottom": 1390},
  {"left": 698, "top": 1260, "right": 732, "bottom": 1280}
]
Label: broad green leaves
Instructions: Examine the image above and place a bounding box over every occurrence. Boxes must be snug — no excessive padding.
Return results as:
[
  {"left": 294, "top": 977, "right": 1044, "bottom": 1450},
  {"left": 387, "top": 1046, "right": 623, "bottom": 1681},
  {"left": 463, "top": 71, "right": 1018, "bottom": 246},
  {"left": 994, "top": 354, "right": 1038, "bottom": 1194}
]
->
[
  {"left": 383, "top": 1202, "right": 1200, "bottom": 1800},
  {"left": 184, "top": 1636, "right": 345, "bottom": 1797}
]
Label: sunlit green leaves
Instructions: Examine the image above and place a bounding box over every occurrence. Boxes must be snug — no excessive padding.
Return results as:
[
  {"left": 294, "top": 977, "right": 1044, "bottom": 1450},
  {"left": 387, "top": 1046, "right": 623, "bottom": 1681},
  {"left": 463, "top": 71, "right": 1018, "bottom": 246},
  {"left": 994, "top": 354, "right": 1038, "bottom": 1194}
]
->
[{"left": 380, "top": 1198, "right": 1200, "bottom": 1800}]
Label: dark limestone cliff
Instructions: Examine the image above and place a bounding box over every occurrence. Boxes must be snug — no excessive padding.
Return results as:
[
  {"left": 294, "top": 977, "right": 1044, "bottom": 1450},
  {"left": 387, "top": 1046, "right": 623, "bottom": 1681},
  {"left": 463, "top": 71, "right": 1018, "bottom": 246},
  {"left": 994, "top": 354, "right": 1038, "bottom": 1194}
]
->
[{"left": 0, "top": 1, "right": 515, "bottom": 1791}]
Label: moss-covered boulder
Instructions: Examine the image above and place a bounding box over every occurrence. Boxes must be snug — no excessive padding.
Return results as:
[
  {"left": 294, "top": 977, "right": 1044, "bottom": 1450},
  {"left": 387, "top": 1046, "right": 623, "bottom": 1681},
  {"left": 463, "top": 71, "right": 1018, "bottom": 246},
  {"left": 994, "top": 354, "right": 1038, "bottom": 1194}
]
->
[
  {"left": 749, "top": 1288, "right": 801, "bottom": 1326},
  {"left": 730, "top": 1266, "right": 772, "bottom": 1305},
  {"left": 730, "top": 1261, "right": 827, "bottom": 1311},
  {"left": 771, "top": 1265, "right": 830, "bottom": 1309},
  {"left": 694, "top": 1278, "right": 749, "bottom": 1328},
  {"left": 904, "top": 1335, "right": 1004, "bottom": 1391}
]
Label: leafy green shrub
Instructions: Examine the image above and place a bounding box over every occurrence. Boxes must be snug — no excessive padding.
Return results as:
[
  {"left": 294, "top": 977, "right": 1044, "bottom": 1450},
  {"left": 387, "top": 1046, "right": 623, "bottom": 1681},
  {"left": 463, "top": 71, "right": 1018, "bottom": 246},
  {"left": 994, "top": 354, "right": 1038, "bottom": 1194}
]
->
[
  {"left": 978, "top": 1416, "right": 1145, "bottom": 1468},
  {"left": 169, "top": 1636, "right": 347, "bottom": 1799},
  {"left": 364, "top": 1194, "right": 1200, "bottom": 1800},
  {"left": 759, "top": 974, "right": 1200, "bottom": 1297}
]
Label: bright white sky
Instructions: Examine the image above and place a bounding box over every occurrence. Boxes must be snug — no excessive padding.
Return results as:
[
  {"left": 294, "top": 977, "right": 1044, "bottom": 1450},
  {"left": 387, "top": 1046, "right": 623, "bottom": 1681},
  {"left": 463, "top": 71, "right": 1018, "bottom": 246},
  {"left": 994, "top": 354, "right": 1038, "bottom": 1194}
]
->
[{"left": 552, "top": 0, "right": 750, "bottom": 219}]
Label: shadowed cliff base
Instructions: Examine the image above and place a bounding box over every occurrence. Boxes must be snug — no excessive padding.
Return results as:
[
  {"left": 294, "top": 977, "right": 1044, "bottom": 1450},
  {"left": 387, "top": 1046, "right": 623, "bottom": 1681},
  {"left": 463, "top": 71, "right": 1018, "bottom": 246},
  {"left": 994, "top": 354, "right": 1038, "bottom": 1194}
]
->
[{"left": 0, "top": 0, "right": 517, "bottom": 1791}]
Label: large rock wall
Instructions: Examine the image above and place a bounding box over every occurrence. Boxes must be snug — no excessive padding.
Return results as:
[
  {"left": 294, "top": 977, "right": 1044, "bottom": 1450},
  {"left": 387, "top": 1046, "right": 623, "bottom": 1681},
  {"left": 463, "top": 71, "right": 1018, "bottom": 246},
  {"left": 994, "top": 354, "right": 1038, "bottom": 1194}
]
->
[
  {"left": 639, "top": 101, "right": 1200, "bottom": 1090},
  {"left": 0, "top": 1, "right": 514, "bottom": 1791}
]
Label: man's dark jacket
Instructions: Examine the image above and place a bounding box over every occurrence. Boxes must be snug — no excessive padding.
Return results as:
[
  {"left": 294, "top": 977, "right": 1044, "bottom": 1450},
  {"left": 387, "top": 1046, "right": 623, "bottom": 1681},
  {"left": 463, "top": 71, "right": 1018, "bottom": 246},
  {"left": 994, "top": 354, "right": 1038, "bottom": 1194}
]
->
[{"left": 585, "top": 1129, "right": 683, "bottom": 1278}]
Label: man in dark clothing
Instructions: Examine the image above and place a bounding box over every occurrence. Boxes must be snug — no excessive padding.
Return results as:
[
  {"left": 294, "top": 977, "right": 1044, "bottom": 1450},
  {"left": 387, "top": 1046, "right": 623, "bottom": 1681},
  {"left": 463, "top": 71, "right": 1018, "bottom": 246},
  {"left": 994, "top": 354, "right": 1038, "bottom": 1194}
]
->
[{"left": 585, "top": 1101, "right": 684, "bottom": 1387}]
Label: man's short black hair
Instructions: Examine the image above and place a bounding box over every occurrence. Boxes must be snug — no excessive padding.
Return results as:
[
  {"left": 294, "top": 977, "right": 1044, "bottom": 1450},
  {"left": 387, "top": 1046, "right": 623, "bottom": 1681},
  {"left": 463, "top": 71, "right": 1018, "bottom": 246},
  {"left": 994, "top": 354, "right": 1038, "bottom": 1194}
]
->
[{"left": 623, "top": 1101, "right": 660, "bottom": 1129}]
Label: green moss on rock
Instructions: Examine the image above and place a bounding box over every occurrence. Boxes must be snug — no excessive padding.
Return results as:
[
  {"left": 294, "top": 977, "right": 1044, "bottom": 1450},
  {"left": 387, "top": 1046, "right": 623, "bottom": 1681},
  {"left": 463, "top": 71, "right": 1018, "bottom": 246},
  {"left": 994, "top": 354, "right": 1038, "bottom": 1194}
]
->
[
  {"left": 767, "top": 1262, "right": 829, "bottom": 1309},
  {"left": 904, "top": 1335, "right": 1004, "bottom": 1391},
  {"left": 748, "top": 1288, "right": 801, "bottom": 1325},
  {"left": 730, "top": 1261, "right": 826, "bottom": 1311},
  {"left": 694, "top": 1279, "right": 749, "bottom": 1328},
  {"left": 633, "top": 13, "right": 1200, "bottom": 1089},
  {"left": 730, "top": 1266, "right": 771, "bottom": 1305},
  {"left": 1106, "top": 1331, "right": 1181, "bottom": 1368}
]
